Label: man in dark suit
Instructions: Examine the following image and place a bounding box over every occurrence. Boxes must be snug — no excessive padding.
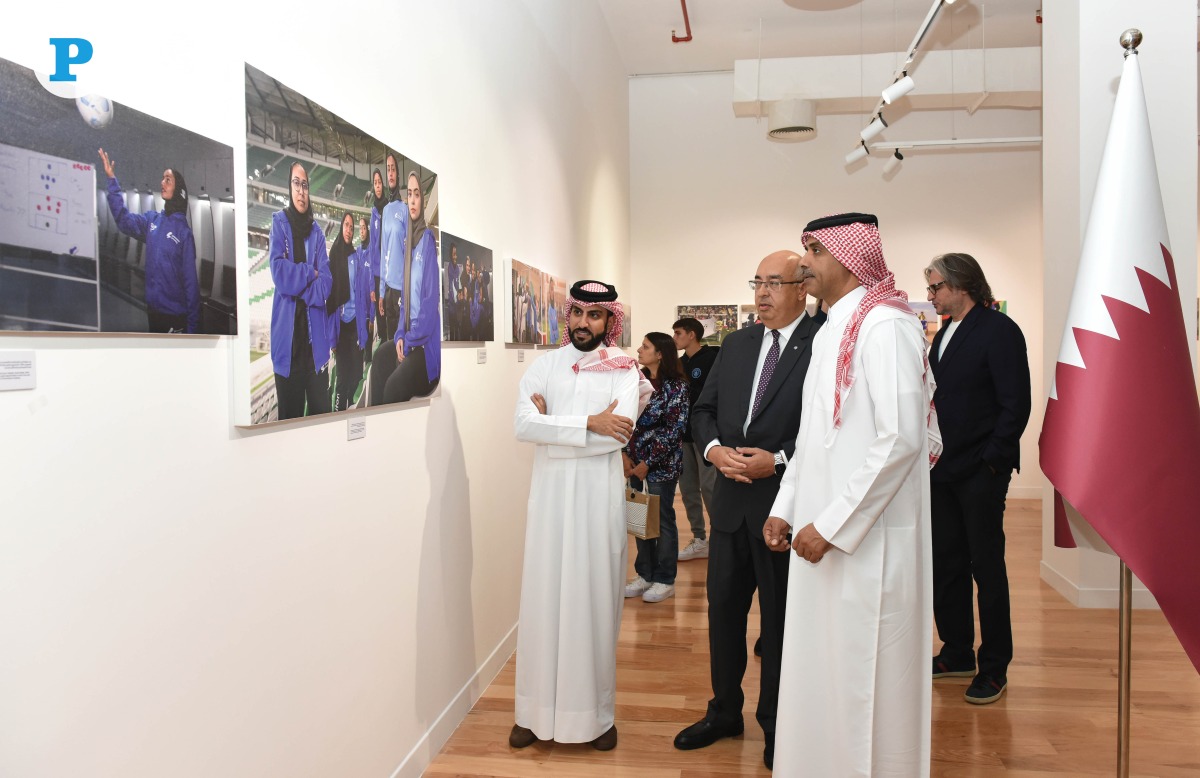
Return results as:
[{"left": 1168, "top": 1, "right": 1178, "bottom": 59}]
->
[
  {"left": 925, "top": 253, "right": 1031, "bottom": 705},
  {"left": 675, "top": 250, "right": 825, "bottom": 770}
]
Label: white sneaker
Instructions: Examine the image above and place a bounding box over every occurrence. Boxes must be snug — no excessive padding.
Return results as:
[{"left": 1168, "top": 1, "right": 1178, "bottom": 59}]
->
[
  {"left": 678, "top": 538, "right": 709, "bottom": 561},
  {"left": 642, "top": 582, "right": 675, "bottom": 603},
  {"left": 624, "top": 576, "right": 651, "bottom": 598}
]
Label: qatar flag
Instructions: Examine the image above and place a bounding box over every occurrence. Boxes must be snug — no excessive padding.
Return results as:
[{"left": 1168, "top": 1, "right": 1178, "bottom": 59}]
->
[{"left": 1040, "top": 50, "right": 1200, "bottom": 672}]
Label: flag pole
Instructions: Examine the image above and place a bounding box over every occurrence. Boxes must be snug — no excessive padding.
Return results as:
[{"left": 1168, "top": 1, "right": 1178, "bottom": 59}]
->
[
  {"left": 1117, "top": 560, "right": 1132, "bottom": 777},
  {"left": 1113, "top": 32, "right": 1142, "bottom": 778}
]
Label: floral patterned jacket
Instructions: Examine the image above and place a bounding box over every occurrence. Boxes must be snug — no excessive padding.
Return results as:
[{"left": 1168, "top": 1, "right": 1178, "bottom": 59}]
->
[{"left": 625, "top": 377, "right": 689, "bottom": 483}]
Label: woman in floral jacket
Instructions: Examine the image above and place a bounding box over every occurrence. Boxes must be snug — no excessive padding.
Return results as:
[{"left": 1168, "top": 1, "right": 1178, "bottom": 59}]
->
[{"left": 623, "top": 331, "right": 690, "bottom": 604}]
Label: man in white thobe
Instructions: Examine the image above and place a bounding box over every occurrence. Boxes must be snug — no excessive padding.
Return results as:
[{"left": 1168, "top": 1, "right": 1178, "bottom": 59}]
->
[
  {"left": 764, "top": 213, "right": 938, "bottom": 777},
  {"left": 510, "top": 280, "right": 651, "bottom": 751}
]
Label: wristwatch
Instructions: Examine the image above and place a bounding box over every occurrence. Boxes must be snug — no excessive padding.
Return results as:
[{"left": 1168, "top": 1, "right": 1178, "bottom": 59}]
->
[{"left": 773, "top": 451, "right": 787, "bottom": 476}]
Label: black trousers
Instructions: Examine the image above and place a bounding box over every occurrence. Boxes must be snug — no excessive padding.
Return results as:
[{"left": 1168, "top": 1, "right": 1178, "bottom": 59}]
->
[
  {"left": 369, "top": 343, "right": 438, "bottom": 406},
  {"left": 273, "top": 343, "right": 332, "bottom": 420},
  {"left": 333, "top": 323, "right": 363, "bottom": 412},
  {"left": 382, "top": 286, "right": 401, "bottom": 342},
  {"left": 932, "top": 465, "right": 1014, "bottom": 678},
  {"left": 148, "top": 310, "right": 187, "bottom": 334},
  {"left": 705, "top": 518, "right": 789, "bottom": 741}
]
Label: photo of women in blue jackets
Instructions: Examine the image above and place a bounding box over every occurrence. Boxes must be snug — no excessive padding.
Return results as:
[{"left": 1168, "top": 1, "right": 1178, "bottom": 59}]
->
[
  {"left": 245, "top": 64, "right": 441, "bottom": 425},
  {"left": 268, "top": 161, "right": 333, "bottom": 420},
  {"left": 370, "top": 170, "right": 441, "bottom": 404},
  {"left": 99, "top": 148, "right": 200, "bottom": 333}
]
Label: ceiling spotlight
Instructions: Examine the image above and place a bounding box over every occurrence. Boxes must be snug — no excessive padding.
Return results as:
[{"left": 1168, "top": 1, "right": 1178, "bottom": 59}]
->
[
  {"left": 767, "top": 98, "right": 817, "bottom": 141},
  {"left": 844, "top": 143, "right": 869, "bottom": 165},
  {"left": 882, "top": 75, "right": 916, "bottom": 104},
  {"left": 883, "top": 150, "right": 904, "bottom": 176},
  {"left": 261, "top": 163, "right": 275, "bottom": 177},
  {"left": 860, "top": 114, "right": 888, "bottom": 142},
  {"left": 333, "top": 183, "right": 345, "bottom": 199}
]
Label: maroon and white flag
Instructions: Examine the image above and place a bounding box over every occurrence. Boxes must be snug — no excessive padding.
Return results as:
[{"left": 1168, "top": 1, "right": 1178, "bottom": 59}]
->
[{"left": 1039, "top": 50, "right": 1200, "bottom": 672}]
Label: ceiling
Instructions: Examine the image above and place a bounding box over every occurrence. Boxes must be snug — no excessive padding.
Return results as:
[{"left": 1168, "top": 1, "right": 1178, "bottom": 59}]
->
[{"left": 597, "top": 0, "right": 1045, "bottom": 76}]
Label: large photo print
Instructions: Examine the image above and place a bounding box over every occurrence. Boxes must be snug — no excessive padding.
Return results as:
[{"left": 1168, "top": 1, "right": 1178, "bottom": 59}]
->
[
  {"left": 0, "top": 56, "right": 236, "bottom": 334},
  {"left": 246, "top": 64, "right": 439, "bottom": 424}
]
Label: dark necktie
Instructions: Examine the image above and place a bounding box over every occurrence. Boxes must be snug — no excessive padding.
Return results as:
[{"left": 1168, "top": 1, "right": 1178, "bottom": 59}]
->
[{"left": 752, "top": 329, "right": 780, "bottom": 418}]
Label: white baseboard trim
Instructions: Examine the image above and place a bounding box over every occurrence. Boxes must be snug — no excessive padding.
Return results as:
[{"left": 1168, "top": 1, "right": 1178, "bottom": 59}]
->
[
  {"left": 1039, "top": 561, "right": 1161, "bottom": 609},
  {"left": 1008, "top": 485, "right": 1041, "bottom": 500},
  {"left": 389, "top": 623, "right": 518, "bottom": 778}
]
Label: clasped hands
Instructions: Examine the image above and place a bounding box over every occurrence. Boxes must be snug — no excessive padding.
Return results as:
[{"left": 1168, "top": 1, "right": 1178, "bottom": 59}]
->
[
  {"left": 763, "top": 517, "right": 833, "bottom": 563},
  {"left": 706, "top": 445, "right": 774, "bottom": 483}
]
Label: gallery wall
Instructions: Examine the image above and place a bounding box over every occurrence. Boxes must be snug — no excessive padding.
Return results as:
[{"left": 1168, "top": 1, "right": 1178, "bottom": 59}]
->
[
  {"left": 627, "top": 72, "right": 1045, "bottom": 500},
  {"left": 0, "top": 2, "right": 628, "bottom": 777}
]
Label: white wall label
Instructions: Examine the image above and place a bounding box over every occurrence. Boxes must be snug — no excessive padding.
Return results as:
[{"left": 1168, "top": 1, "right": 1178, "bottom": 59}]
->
[
  {"left": 477, "top": 348, "right": 487, "bottom": 364},
  {"left": 0, "top": 351, "right": 35, "bottom": 391},
  {"left": 347, "top": 418, "right": 366, "bottom": 441},
  {"left": 518, "top": 350, "right": 525, "bottom": 362}
]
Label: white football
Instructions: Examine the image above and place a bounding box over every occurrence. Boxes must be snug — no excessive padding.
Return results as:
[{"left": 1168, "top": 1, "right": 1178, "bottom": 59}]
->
[{"left": 75, "top": 94, "right": 114, "bottom": 130}]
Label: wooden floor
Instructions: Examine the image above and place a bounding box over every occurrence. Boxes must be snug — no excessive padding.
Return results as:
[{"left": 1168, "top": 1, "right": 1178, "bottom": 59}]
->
[{"left": 426, "top": 499, "right": 1200, "bottom": 776}]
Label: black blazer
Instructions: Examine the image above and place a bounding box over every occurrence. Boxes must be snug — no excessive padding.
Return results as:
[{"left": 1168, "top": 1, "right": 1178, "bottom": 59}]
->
[
  {"left": 691, "top": 311, "right": 825, "bottom": 535},
  {"left": 929, "top": 304, "right": 1031, "bottom": 483}
]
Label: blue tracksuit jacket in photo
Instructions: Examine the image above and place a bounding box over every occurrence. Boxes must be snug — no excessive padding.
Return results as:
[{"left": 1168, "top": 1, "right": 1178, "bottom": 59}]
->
[
  {"left": 369, "top": 205, "right": 383, "bottom": 284},
  {"left": 380, "top": 200, "right": 408, "bottom": 292},
  {"left": 393, "top": 228, "right": 441, "bottom": 383},
  {"left": 105, "top": 177, "right": 201, "bottom": 332},
  {"left": 268, "top": 209, "right": 333, "bottom": 378},
  {"left": 339, "top": 246, "right": 373, "bottom": 349}
]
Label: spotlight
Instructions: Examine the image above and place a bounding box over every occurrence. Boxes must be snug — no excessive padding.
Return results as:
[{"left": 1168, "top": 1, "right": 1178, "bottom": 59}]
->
[
  {"left": 883, "top": 150, "right": 904, "bottom": 176},
  {"left": 261, "top": 163, "right": 274, "bottom": 177},
  {"left": 882, "top": 75, "right": 915, "bottom": 104},
  {"left": 333, "top": 183, "right": 345, "bottom": 199},
  {"left": 844, "top": 143, "right": 869, "bottom": 165},
  {"left": 253, "top": 168, "right": 261, "bottom": 178},
  {"left": 860, "top": 114, "right": 888, "bottom": 142}
]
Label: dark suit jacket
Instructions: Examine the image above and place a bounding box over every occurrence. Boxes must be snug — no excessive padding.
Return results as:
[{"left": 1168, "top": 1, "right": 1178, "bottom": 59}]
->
[
  {"left": 691, "top": 312, "right": 825, "bottom": 535},
  {"left": 929, "top": 304, "right": 1031, "bottom": 483}
]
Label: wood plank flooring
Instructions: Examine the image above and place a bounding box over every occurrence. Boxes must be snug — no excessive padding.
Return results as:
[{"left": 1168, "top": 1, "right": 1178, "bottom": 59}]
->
[{"left": 426, "top": 499, "right": 1200, "bottom": 776}]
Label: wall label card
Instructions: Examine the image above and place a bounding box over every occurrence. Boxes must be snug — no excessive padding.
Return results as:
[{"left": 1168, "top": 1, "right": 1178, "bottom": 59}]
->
[
  {"left": 347, "top": 419, "right": 366, "bottom": 441},
  {"left": 0, "top": 350, "right": 36, "bottom": 391}
]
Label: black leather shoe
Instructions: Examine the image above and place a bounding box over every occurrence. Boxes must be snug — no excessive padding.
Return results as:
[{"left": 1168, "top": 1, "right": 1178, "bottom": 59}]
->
[
  {"left": 674, "top": 717, "right": 744, "bottom": 750},
  {"left": 753, "top": 637, "right": 762, "bottom": 657},
  {"left": 591, "top": 724, "right": 618, "bottom": 750},
  {"left": 764, "top": 735, "right": 775, "bottom": 770},
  {"left": 509, "top": 724, "right": 536, "bottom": 748}
]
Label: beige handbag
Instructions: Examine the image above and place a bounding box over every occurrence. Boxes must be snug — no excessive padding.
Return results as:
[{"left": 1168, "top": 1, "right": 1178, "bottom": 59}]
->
[{"left": 625, "top": 481, "right": 661, "bottom": 539}]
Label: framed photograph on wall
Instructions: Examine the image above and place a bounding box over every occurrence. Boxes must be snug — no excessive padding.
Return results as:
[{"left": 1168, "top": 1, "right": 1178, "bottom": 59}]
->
[
  {"left": 441, "top": 232, "right": 493, "bottom": 343},
  {"left": 245, "top": 64, "right": 439, "bottom": 424},
  {"left": 0, "top": 55, "right": 236, "bottom": 335},
  {"left": 675, "top": 304, "right": 738, "bottom": 345}
]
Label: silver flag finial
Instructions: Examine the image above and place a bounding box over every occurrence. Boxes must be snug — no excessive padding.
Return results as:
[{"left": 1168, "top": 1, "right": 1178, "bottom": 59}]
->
[{"left": 1120, "top": 29, "right": 1142, "bottom": 58}]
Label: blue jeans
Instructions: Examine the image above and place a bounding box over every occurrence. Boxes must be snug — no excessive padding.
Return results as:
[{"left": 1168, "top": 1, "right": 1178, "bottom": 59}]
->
[{"left": 631, "top": 477, "right": 678, "bottom": 585}]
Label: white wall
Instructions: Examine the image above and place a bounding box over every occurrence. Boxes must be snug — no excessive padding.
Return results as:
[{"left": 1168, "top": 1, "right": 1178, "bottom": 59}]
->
[
  {"left": 628, "top": 72, "right": 1045, "bottom": 498},
  {"left": 0, "top": 2, "right": 628, "bottom": 776}
]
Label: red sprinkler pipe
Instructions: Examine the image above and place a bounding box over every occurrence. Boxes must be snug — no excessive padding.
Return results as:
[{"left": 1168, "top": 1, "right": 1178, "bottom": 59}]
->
[{"left": 671, "top": 0, "right": 693, "bottom": 43}]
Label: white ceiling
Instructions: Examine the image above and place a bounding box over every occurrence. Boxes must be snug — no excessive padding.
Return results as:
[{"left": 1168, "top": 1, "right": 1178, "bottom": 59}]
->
[{"left": 597, "top": 0, "right": 1045, "bottom": 76}]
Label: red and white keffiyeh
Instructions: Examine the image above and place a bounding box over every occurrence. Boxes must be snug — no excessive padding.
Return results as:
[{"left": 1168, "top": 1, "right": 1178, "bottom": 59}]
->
[
  {"left": 802, "top": 214, "right": 941, "bottom": 467},
  {"left": 559, "top": 282, "right": 626, "bottom": 348},
  {"left": 562, "top": 281, "right": 653, "bottom": 414}
]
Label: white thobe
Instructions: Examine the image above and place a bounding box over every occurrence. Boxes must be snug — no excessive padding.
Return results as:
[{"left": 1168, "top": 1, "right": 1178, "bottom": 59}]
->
[
  {"left": 770, "top": 286, "right": 934, "bottom": 777},
  {"left": 512, "top": 344, "right": 643, "bottom": 742}
]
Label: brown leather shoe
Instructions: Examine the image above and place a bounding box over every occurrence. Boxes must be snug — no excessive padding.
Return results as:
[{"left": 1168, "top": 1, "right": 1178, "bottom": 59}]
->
[
  {"left": 508, "top": 724, "right": 536, "bottom": 748},
  {"left": 591, "top": 725, "right": 618, "bottom": 751}
]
